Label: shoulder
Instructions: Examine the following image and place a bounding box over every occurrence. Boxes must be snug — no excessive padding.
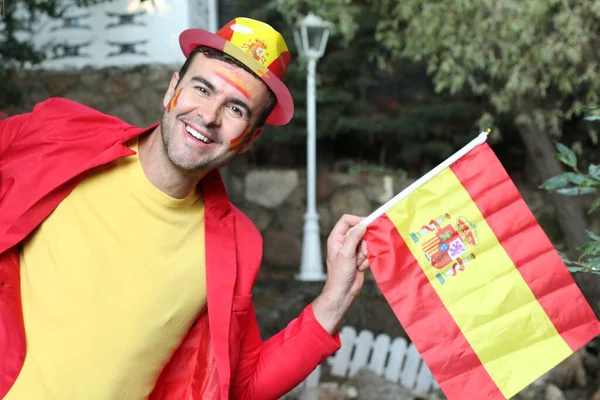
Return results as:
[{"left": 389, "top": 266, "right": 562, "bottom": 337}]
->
[
  {"left": 32, "top": 97, "right": 99, "bottom": 116},
  {"left": 2, "top": 98, "right": 137, "bottom": 155},
  {"left": 29, "top": 97, "right": 132, "bottom": 130}
]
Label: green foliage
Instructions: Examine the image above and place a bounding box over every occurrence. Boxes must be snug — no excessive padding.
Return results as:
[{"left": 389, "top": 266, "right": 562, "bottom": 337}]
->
[
  {"left": 561, "top": 230, "right": 600, "bottom": 274},
  {"left": 374, "top": 0, "right": 600, "bottom": 139},
  {"left": 276, "top": 0, "right": 600, "bottom": 270},
  {"left": 540, "top": 143, "right": 599, "bottom": 197},
  {"left": 239, "top": 0, "right": 486, "bottom": 169},
  {"left": 554, "top": 143, "right": 578, "bottom": 169},
  {"left": 585, "top": 106, "right": 600, "bottom": 122},
  {"left": 542, "top": 139, "right": 600, "bottom": 274},
  {"left": 272, "top": 0, "right": 359, "bottom": 46},
  {"left": 275, "top": 0, "right": 600, "bottom": 150}
]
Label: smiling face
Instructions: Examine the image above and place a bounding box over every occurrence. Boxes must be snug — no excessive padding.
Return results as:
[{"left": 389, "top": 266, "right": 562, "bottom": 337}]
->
[{"left": 158, "top": 53, "right": 270, "bottom": 173}]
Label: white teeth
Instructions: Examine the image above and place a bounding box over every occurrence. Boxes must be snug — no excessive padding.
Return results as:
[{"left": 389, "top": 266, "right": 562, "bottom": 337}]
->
[{"left": 185, "top": 125, "right": 210, "bottom": 143}]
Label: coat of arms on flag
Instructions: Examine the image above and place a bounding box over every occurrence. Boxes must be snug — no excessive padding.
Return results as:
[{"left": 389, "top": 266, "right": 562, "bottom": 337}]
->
[
  {"left": 364, "top": 131, "right": 600, "bottom": 399},
  {"left": 410, "top": 213, "right": 479, "bottom": 285}
]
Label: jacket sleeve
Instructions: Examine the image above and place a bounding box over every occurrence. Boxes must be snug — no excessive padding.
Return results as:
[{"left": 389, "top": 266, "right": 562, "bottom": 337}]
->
[
  {"left": 230, "top": 303, "right": 341, "bottom": 400},
  {"left": 0, "top": 112, "right": 32, "bottom": 157}
]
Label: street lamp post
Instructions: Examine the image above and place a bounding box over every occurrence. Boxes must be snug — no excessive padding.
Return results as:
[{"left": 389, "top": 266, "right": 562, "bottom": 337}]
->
[{"left": 293, "top": 13, "right": 331, "bottom": 282}]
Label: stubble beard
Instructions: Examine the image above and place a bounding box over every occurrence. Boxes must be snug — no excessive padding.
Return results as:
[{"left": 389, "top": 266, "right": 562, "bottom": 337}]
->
[{"left": 159, "top": 112, "right": 238, "bottom": 173}]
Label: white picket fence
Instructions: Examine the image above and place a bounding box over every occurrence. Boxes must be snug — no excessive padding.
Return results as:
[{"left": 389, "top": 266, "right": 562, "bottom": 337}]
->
[{"left": 296, "top": 326, "right": 439, "bottom": 399}]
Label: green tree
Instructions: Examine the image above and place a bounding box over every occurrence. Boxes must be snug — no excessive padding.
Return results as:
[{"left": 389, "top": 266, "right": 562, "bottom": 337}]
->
[
  {"left": 238, "top": 0, "right": 485, "bottom": 172},
  {"left": 275, "top": 0, "right": 600, "bottom": 257},
  {"left": 273, "top": 0, "right": 600, "bottom": 313},
  {"left": 542, "top": 107, "right": 600, "bottom": 275}
]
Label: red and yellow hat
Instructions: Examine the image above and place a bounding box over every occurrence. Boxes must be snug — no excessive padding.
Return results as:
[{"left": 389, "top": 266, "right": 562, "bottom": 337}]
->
[{"left": 180, "top": 18, "right": 293, "bottom": 126}]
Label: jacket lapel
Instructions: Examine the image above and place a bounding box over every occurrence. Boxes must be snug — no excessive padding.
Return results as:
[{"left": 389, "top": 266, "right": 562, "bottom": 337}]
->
[{"left": 202, "top": 170, "right": 236, "bottom": 397}]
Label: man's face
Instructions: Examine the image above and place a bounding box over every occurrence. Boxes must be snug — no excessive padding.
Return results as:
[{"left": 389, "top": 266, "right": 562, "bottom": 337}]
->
[{"left": 159, "top": 53, "right": 270, "bottom": 173}]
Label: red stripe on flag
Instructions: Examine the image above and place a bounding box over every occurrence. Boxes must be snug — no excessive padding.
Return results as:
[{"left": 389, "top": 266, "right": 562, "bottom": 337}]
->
[
  {"left": 450, "top": 143, "right": 600, "bottom": 351},
  {"left": 365, "top": 215, "right": 504, "bottom": 399}
]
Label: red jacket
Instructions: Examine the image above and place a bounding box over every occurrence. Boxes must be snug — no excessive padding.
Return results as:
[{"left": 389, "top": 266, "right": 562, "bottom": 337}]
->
[{"left": 0, "top": 98, "right": 340, "bottom": 399}]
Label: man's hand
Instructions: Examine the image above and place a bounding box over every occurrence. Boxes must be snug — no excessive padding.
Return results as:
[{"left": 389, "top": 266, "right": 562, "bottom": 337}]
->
[{"left": 312, "top": 214, "right": 370, "bottom": 335}]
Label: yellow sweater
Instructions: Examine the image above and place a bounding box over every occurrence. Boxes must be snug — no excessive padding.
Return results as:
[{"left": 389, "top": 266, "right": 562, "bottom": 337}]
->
[{"left": 7, "top": 140, "right": 207, "bottom": 400}]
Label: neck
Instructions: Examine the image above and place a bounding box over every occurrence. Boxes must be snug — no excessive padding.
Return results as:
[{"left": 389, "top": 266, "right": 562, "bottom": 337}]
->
[{"left": 137, "top": 127, "right": 206, "bottom": 199}]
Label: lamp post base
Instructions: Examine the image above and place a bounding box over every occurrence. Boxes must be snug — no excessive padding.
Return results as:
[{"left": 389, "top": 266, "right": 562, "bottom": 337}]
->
[{"left": 296, "top": 212, "right": 326, "bottom": 281}]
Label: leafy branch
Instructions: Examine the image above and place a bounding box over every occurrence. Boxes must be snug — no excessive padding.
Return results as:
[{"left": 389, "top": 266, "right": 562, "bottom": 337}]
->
[{"left": 541, "top": 142, "right": 600, "bottom": 274}]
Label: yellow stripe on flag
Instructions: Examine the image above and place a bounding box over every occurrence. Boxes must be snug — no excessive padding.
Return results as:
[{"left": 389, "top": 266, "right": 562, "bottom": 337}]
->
[{"left": 386, "top": 167, "right": 572, "bottom": 398}]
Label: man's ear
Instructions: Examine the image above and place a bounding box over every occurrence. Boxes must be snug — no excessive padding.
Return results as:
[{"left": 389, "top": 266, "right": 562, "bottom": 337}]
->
[
  {"left": 239, "top": 127, "right": 264, "bottom": 154},
  {"left": 162, "top": 72, "right": 180, "bottom": 109}
]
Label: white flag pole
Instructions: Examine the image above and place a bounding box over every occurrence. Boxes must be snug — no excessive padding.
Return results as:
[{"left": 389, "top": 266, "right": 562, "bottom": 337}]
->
[{"left": 363, "top": 131, "right": 490, "bottom": 226}]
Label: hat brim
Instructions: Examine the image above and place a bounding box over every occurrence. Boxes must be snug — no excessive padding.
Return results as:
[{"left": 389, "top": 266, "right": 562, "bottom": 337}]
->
[{"left": 180, "top": 29, "right": 294, "bottom": 126}]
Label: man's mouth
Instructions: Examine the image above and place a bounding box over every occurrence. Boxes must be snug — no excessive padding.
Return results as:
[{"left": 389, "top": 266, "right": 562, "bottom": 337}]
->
[{"left": 185, "top": 124, "right": 212, "bottom": 144}]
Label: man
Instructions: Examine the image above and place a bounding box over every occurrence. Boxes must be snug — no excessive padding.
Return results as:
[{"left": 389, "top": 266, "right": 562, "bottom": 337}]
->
[{"left": 0, "top": 17, "right": 370, "bottom": 400}]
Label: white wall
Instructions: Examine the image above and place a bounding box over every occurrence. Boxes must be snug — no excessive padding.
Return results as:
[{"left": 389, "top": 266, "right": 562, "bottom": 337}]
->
[{"left": 12, "top": 0, "right": 216, "bottom": 70}]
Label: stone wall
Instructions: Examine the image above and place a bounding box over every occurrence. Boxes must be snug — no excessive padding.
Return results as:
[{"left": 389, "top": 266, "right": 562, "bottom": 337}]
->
[
  {"left": 220, "top": 162, "right": 413, "bottom": 272},
  {"left": 219, "top": 159, "right": 564, "bottom": 274},
  {"left": 8, "top": 66, "right": 176, "bottom": 127}
]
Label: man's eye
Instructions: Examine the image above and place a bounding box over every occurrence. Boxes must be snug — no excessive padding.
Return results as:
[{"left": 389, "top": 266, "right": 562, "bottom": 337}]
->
[
  {"left": 195, "top": 86, "right": 208, "bottom": 94},
  {"left": 230, "top": 106, "right": 243, "bottom": 116}
]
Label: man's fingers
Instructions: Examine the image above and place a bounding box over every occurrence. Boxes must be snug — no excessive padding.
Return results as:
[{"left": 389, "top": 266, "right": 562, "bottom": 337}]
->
[
  {"left": 356, "top": 251, "right": 366, "bottom": 267},
  {"left": 358, "top": 259, "right": 370, "bottom": 272},
  {"left": 356, "top": 240, "right": 368, "bottom": 263},
  {"left": 340, "top": 223, "right": 366, "bottom": 258},
  {"left": 360, "top": 240, "right": 367, "bottom": 257},
  {"left": 331, "top": 214, "right": 365, "bottom": 238},
  {"left": 341, "top": 214, "right": 365, "bottom": 226}
]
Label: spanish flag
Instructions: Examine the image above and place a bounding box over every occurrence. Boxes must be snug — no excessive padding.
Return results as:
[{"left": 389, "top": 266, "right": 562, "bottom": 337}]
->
[{"left": 364, "top": 132, "right": 600, "bottom": 399}]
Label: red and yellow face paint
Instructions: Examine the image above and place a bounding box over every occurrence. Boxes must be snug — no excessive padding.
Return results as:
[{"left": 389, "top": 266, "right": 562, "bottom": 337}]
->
[
  {"left": 214, "top": 66, "right": 255, "bottom": 152},
  {"left": 214, "top": 66, "right": 252, "bottom": 100},
  {"left": 229, "top": 125, "right": 252, "bottom": 152},
  {"left": 167, "top": 87, "right": 183, "bottom": 112}
]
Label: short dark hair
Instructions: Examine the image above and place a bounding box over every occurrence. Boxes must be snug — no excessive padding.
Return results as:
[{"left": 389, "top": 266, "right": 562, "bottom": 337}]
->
[{"left": 177, "top": 46, "right": 277, "bottom": 128}]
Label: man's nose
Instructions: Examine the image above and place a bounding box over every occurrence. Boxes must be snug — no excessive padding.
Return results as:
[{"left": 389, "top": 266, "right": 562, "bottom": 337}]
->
[{"left": 197, "top": 100, "right": 221, "bottom": 127}]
